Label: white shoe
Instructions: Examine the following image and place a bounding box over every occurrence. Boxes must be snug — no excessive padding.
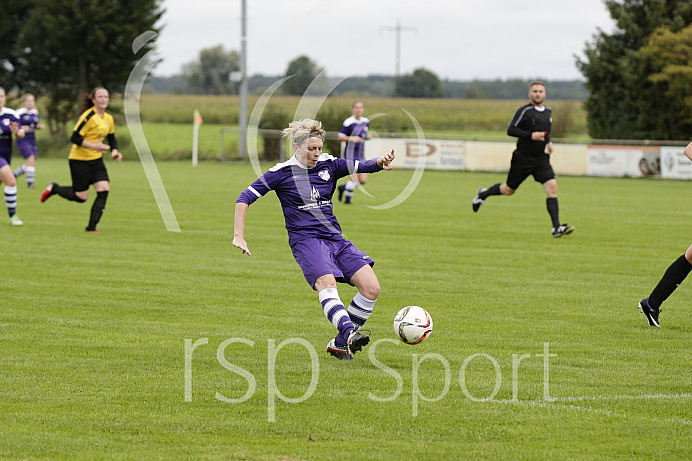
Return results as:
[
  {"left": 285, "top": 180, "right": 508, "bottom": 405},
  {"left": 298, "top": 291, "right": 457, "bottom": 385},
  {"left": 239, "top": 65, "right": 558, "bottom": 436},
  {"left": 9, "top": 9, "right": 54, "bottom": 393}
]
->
[{"left": 9, "top": 215, "right": 24, "bottom": 226}]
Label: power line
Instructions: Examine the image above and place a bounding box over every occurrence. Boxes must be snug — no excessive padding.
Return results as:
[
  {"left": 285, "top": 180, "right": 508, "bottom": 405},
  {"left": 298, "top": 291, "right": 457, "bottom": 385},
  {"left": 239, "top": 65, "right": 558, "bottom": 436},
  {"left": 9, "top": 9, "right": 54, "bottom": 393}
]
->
[{"left": 380, "top": 20, "right": 417, "bottom": 76}]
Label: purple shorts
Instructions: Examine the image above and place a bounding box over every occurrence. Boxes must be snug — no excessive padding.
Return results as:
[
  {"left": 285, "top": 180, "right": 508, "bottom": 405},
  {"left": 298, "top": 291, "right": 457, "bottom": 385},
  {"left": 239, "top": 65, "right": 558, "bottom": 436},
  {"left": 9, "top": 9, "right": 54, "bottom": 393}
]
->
[
  {"left": 291, "top": 237, "right": 374, "bottom": 288},
  {"left": 0, "top": 156, "right": 8, "bottom": 169},
  {"left": 16, "top": 138, "right": 38, "bottom": 159}
]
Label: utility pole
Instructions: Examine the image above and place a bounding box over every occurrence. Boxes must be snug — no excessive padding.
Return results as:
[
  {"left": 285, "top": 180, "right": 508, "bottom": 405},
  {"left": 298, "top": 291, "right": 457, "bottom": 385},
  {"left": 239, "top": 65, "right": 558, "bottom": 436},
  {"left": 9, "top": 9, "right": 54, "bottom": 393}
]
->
[
  {"left": 238, "top": 0, "right": 248, "bottom": 158},
  {"left": 381, "top": 20, "right": 416, "bottom": 76}
]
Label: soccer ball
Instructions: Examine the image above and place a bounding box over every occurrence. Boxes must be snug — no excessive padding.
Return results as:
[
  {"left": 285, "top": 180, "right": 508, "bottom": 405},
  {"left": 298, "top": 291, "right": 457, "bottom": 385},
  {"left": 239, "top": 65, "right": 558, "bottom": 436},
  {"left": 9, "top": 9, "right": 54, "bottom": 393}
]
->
[{"left": 393, "top": 306, "right": 433, "bottom": 345}]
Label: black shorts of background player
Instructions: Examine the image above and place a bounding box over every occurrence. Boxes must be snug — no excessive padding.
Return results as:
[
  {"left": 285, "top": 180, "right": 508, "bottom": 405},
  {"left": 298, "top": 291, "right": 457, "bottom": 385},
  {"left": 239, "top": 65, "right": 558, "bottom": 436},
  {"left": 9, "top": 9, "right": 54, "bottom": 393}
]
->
[{"left": 471, "top": 81, "right": 574, "bottom": 238}]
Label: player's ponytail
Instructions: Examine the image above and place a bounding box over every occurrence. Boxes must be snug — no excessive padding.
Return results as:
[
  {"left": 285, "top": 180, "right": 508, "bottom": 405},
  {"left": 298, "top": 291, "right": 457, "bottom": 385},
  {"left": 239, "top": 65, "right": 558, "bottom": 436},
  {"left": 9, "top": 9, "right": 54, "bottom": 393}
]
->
[{"left": 79, "top": 86, "right": 106, "bottom": 115}]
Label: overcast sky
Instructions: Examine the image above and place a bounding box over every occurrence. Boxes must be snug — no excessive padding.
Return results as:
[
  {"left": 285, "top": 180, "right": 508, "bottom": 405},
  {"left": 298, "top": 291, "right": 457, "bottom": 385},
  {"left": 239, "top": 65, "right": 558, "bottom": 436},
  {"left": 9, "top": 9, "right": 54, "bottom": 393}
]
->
[{"left": 153, "top": 0, "right": 616, "bottom": 81}]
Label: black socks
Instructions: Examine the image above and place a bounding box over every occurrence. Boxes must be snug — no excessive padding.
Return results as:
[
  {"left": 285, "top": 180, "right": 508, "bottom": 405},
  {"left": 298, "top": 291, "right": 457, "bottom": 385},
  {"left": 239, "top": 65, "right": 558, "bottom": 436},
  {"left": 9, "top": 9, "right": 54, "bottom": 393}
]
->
[
  {"left": 546, "top": 197, "right": 560, "bottom": 228},
  {"left": 86, "top": 191, "right": 109, "bottom": 232},
  {"left": 649, "top": 255, "right": 692, "bottom": 309},
  {"left": 53, "top": 185, "right": 86, "bottom": 203},
  {"left": 480, "top": 183, "right": 502, "bottom": 199}
]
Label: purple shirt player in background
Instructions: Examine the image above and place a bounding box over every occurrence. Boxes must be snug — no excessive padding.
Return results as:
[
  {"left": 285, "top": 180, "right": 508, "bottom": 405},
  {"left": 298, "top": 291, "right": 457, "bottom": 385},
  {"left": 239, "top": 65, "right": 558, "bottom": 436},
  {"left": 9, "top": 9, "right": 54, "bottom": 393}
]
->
[
  {"left": 14, "top": 93, "right": 44, "bottom": 189},
  {"left": 0, "top": 87, "right": 26, "bottom": 225},
  {"left": 337, "top": 101, "right": 372, "bottom": 204},
  {"left": 234, "top": 118, "right": 395, "bottom": 360}
]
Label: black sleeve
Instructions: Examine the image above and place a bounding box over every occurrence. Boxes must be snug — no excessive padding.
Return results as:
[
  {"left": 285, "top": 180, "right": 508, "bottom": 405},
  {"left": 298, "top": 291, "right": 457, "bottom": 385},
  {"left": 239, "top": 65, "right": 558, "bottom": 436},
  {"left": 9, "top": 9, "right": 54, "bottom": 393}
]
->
[
  {"left": 506, "top": 106, "right": 532, "bottom": 140},
  {"left": 71, "top": 131, "right": 84, "bottom": 146},
  {"left": 107, "top": 133, "right": 118, "bottom": 150},
  {"left": 507, "top": 125, "right": 532, "bottom": 140}
]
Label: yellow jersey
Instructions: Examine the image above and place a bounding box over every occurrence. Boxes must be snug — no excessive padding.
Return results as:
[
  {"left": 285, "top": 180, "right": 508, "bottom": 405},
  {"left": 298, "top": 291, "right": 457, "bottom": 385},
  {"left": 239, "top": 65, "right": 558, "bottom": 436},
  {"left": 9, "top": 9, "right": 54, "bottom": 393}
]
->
[{"left": 68, "top": 108, "right": 115, "bottom": 161}]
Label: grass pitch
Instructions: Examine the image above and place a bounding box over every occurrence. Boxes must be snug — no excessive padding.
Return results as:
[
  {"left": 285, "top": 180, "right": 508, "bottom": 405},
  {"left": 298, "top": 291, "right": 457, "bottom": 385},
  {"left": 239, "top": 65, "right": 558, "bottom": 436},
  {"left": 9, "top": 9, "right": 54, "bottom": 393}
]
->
[{"left": 2, "top": 159, "right": 691, "bottom": 460}]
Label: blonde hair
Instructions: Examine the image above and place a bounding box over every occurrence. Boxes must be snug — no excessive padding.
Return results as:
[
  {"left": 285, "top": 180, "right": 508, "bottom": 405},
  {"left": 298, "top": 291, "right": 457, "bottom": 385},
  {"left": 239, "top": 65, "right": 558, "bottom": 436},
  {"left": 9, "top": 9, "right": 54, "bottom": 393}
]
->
[{"left": 282, "top": 118, "right": 325, "bottom": 146}]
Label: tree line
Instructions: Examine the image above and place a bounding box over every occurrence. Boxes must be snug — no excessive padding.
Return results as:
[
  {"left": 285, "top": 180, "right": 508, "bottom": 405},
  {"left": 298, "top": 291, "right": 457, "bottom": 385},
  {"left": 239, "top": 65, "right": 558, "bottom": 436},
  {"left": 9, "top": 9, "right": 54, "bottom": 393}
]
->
[
  {"left": 577, "top": 0, "right": 692, "bottom": 140},
  {"left": 1, "top": 0, "right": 690, "bottom": 140},
  {"left": 164, "top": 47, "right": 588, "bottom": 100},
  {"left": 1, "top": 0, "right": 163, "bottom": 136},
  {"left": 145, "top": 70, "right": 590, "bottom": 101}
]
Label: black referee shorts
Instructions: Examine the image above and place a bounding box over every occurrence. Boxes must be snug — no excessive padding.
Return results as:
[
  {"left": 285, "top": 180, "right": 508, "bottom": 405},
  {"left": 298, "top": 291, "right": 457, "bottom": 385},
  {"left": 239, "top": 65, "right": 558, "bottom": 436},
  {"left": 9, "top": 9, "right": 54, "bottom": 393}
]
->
[
  {"left": 505, "top": 150, "right": 555, "bottom": 190},
  {"left": 69, "top": 158, "right": 110, "bottom": 192}
]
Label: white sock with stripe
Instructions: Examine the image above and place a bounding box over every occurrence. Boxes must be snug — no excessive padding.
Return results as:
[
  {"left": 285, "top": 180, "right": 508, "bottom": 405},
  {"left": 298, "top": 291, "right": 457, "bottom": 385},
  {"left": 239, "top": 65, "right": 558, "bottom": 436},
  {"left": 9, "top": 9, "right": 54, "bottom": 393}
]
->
[
  {"left": 4, "top": 185, "right": 17, "bottom": 216},
  {"left": 318, "top": 287, "right": 354, "bottom": 347},
  {"left": 347, "top": 292, "right": 377, "bottom": 328},
  {"left": 26, "top": 166, "right": 35, "bottom": 186}
]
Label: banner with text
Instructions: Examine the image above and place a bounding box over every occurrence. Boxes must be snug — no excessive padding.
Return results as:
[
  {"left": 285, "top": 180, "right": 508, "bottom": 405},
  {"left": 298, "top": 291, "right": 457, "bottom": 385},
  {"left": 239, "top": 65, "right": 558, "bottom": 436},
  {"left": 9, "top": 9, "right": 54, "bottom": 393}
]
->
[
  {"left": 366, "top": 138, "right": 465, "bottom": 170},
  {"left": 586, "top": 146, "right": 660, "bottom": 177},
  {"left": 660, "top": 146, "right": 692, "bottom": 180}
]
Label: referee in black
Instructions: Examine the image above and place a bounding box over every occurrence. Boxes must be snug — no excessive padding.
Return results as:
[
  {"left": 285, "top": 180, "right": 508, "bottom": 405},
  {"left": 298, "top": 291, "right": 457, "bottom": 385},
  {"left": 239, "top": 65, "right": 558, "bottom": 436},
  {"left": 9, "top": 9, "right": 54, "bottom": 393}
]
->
[{"left": 471, "top": 81, "right": 574, "bottom": 238}]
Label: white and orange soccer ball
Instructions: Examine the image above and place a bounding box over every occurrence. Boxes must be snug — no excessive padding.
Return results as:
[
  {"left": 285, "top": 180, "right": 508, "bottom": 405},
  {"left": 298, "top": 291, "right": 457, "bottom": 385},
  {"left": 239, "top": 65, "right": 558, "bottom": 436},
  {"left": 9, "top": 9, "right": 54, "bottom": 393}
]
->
[{"left": 393, "top": 306, "right": 433, "bottom": 345}]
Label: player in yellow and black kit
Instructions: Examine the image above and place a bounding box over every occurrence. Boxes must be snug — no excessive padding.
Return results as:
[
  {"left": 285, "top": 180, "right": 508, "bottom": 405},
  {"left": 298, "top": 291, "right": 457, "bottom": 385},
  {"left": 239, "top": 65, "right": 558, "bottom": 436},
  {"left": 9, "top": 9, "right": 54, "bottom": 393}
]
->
[{"left": 41, "top": 87, "right": 122, "bottom": 232}]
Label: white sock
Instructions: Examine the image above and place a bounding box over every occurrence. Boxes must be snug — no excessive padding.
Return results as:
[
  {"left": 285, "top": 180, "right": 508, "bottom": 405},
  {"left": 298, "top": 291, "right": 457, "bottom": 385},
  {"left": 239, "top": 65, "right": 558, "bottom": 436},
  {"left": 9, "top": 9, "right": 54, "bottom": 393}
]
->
[
  {"left": 347, "top": 292, "right": 377, "bottom": 327},
  {"left": 319, "top": 287, "right": 354, "bottom": 345},
  {"left": 345, "top": 180, "right": 357, "bottom": 200},
  {"left": 26, "top": 166, "right": 35, "bottom": 185},
  {"left": 4, "top": 185, "right": 17, "bottom": 215},
  {"left": 13, "top": 164, "right": 26, "bottom": 177}
]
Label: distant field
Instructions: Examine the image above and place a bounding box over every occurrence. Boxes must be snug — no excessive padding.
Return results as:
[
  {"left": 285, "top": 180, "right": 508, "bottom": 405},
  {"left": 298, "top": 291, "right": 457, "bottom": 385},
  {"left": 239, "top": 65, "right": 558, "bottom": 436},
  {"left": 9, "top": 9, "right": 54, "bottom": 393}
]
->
[
  {"left": 31, "top": 93, "right": 587, "bottom": 161},
  {"left": 134, "top": 94, "right": 588, "bottom": 137},
  {"left": 2, "top": 159, "right": 690, "bottom": 459}
]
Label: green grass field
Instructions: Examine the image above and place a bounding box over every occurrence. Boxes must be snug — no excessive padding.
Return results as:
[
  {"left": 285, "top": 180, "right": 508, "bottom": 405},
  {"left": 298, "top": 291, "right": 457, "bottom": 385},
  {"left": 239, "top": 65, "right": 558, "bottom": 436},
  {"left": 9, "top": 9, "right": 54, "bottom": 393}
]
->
[{"left": 2, "top": 159, "right": 691, "bottom": 460}]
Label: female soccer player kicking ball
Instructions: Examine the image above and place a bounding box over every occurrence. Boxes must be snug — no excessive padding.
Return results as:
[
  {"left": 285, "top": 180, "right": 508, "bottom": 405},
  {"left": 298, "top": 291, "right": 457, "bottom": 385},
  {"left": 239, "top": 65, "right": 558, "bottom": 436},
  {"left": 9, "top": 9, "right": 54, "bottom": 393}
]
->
[{"left": 233, "top": 118, "right": 395, "bottom": 360}]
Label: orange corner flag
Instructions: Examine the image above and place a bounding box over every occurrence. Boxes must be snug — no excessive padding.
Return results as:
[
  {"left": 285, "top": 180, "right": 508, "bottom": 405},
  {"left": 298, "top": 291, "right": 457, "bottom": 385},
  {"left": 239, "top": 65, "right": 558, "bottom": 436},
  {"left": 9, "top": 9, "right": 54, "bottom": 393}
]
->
[{"left": 193, "top": 110, "right": 203, "bottom": 125}]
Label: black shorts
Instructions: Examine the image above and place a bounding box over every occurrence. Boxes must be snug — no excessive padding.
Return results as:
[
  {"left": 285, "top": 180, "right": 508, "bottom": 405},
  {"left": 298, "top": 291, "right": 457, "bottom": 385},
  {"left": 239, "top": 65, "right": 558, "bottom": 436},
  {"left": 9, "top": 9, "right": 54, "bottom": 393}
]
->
[
  {"left": 506, "top": 150, "right": 555, "bottom": 190},
  {"left": 69, "top": 158, "right": 110, "bottom": 192}
]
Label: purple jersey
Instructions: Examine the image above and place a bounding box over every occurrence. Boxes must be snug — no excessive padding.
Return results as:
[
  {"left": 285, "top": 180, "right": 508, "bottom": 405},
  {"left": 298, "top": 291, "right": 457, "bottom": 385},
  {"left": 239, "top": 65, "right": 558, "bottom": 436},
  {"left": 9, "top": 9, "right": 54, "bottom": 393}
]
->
[
  {"left": 16, "top": 107, "right": 39, "bottom": 141},
  {"left": 237, "top": 153, "right": 382, "bottom": 246},
  {"left": 339, "top": 116, "right": 370, "bottom": 160},
  {"left": 0, "top": 108, "right": 21, "bottom": 162}
]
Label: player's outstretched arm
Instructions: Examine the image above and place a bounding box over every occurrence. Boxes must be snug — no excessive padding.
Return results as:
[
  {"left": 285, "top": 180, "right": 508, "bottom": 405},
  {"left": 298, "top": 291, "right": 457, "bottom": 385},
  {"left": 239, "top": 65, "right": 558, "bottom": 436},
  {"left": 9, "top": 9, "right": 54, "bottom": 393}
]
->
[
  {"left": 233, "top": 202, "right": 252, "bottom": 255},
  {"left": 684, "top": 141, "right": 692, "bottom": 162},
  {"left": 377, "top": 149, "right": 396, "bottom": 170}
]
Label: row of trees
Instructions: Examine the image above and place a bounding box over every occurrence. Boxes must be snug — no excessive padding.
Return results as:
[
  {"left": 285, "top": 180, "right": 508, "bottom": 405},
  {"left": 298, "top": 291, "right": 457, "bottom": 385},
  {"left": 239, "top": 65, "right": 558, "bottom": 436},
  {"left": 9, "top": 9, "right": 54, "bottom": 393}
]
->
[
  {"left": 1, "top": 1, "right": 690, "bottom": 140},
  {"left": 149, "top": 72, "right": 590, "bottom": 100},
  {"left": 1, "top": 0, "right": 163, "bottom": 136},
  {"left": 180, "top": 48, "right": 445, "bottom": 99},
  {"left": 577, "top": 0, "right": 692, "bottom": 140},
  {"left": 178, "top": 1, "right": 692, "bottom": 140}
]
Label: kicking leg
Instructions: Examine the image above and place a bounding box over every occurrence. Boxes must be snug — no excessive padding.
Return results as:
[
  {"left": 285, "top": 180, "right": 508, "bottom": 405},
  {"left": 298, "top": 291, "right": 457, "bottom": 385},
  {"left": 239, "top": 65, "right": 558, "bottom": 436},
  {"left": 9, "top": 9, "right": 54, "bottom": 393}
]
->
[
  {"left": 315, "top": 275, "right": 356, "bottom": 360},
  {"left": 640, "top": 244, "right": 692, "bottom": 327}
]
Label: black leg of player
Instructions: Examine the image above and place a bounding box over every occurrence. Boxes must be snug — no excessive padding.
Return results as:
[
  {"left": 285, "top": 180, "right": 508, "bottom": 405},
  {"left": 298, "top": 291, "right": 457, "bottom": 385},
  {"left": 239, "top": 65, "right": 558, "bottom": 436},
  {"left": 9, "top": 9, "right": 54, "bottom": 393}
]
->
[
  {"left": 86, "top": 191, "right": 108, "bottom": 232},
  {"left": 648, "top": 255, "right": 692, "bottom": 309}
]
